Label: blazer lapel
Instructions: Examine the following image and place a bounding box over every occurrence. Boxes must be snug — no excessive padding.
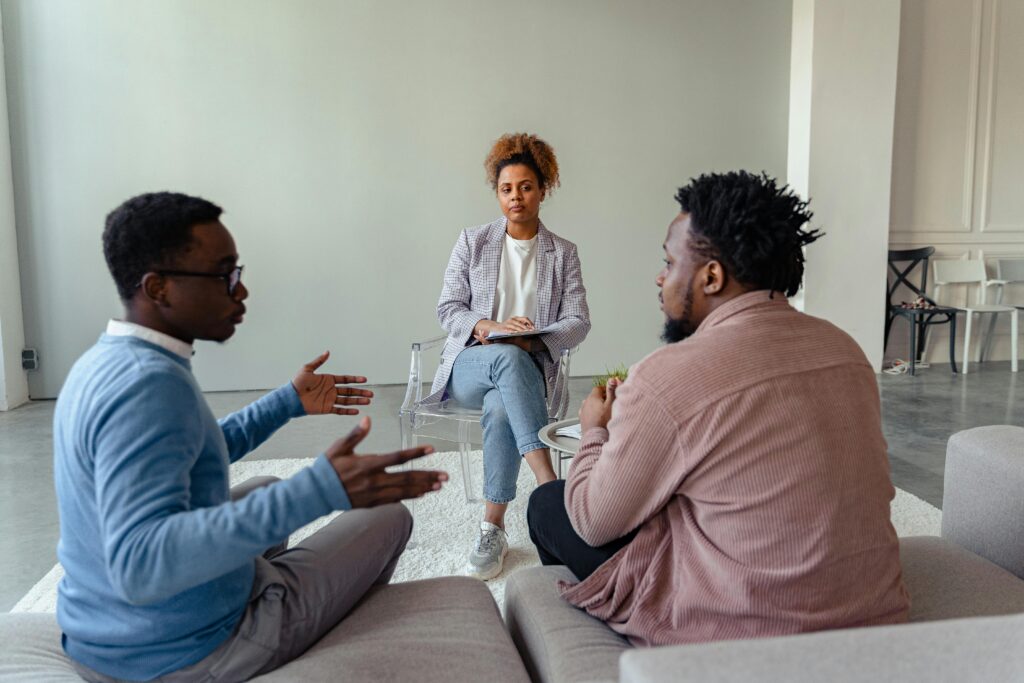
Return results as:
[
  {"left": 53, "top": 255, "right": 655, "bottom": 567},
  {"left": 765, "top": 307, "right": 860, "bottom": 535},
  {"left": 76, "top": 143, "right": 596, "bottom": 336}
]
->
[
  {"left": 535, "top": 222, "right": 556, "bottom": 326},
  {"left": 477, "top": 218, "right": 506, "bottom": 318}
]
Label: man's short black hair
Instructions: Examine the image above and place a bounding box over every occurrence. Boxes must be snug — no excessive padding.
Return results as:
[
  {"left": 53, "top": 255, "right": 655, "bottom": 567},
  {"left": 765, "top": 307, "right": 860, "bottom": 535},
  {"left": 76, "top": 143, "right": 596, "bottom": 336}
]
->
[
  {"left": 103, "top": 192, "right": 223, "bottom": 301},
  {"left": 674, "top": 171, "right": 822, "bottom": 297}
]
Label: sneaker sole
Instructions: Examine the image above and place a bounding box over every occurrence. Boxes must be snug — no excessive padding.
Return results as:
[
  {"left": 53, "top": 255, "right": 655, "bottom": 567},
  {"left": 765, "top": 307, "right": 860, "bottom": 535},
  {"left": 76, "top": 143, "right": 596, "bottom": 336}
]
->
[{"left": 467, "top": 546, "right": 509, "bottom": 581}]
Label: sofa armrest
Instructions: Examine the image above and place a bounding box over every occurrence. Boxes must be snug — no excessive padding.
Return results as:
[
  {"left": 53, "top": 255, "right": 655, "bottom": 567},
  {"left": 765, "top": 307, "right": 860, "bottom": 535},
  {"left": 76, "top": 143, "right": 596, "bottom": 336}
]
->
[
  {"left": 943, "top": 426, "right": 1024, "bottom": 579},
  {"left": 505, "top": 566, "right": 627, "bottom": 683},
  {"left": 619, "top": 613, "right": 1024, "bottom": 683}
]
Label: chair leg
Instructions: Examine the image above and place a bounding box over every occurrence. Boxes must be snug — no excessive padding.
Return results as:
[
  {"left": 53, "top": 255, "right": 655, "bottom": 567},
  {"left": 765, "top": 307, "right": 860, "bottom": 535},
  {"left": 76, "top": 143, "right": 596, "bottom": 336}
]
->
[
  {"left": 980, "top": 313, "right": 999, "bottom": 362},
  {"left": 1012, "top": 310, "right": 1019, "bottom": 373},
  {"left": 963, "top": 312, "right": 973, "bottom": 375},
  {"left": 949, "top": 314, "right": 958, "bottom": 374},
  {"left": 918, "top": 320, "right": 931, "bottom": 364},
  {"left": 909, "top": 317, "right": 917, "bottom": 376},
  {"left": 977, "top": 315, "right": 987, "bottom": 364},
  {"left": 399, "top": 413, "right": 415, "bottom": 450},
  {"left": 397, "top": 412, "right": 420, "bottom": 547},
  {"left": 459, "top": 440, "right": 480, "bottom": 504}
]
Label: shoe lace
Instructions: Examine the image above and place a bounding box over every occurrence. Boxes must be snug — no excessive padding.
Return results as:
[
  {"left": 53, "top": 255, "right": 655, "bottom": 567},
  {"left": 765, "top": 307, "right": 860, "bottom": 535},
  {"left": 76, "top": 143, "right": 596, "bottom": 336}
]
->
[{"left": 477, "top": 528, "right": 501, "bottom": 554}]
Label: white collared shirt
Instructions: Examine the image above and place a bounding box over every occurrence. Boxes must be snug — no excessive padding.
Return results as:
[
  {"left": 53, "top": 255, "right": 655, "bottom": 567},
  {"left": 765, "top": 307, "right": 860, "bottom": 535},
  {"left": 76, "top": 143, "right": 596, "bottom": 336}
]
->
[{"left": 106, "top": 320, "right": 194, "bottom": 360}]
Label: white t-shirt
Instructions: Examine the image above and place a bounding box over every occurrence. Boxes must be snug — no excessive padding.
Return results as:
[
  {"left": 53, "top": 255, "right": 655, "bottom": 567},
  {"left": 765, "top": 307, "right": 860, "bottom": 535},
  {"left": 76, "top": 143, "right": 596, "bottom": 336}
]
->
[{"left": 493, "top": 233, "right": 538, "bottom": 323}]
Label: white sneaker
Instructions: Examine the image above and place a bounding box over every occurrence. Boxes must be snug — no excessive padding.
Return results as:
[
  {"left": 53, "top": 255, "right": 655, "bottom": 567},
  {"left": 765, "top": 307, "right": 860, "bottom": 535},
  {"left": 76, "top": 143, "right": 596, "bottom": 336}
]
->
[{"left": 466, "top": 521, "right": 508, "bottom": 581}]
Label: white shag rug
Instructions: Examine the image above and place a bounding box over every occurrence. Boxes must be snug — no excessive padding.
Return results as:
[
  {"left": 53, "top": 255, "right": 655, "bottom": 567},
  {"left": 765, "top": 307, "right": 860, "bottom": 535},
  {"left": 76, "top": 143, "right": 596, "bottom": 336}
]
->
[{"left": 11, "top": 451, "right": 942, "bottom": 614}]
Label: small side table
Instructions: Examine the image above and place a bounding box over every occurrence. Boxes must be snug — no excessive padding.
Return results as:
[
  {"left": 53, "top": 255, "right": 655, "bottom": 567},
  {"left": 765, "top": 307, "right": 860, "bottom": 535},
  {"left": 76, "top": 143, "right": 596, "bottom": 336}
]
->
[{"left": 539, "top": 418, "right": 581, "bottom": 478}]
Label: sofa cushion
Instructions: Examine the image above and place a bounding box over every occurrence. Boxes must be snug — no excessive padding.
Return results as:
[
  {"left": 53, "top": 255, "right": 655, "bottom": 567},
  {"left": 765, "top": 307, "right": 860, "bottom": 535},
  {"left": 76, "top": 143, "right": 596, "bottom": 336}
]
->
[
  {"left": 618, "top": 612, "right": 1024, "bottom": 683},
  {"left": 505, "top": 566, "right": 629, "bottom": 683},
  {"left": 901, "top": 535, "right": 1024, "bottom": 622},
  {"left": 255, "top": 576, "right": 529, "bottom": 682},
  {"left": 943, "top": 425, "right": 1024, "bottom": 579},
  {"left": 0, "top": 577, "right": 527, "bottom": 683},
  {"left": 0, "top": 613, "right": 80, "bottom": 682}
]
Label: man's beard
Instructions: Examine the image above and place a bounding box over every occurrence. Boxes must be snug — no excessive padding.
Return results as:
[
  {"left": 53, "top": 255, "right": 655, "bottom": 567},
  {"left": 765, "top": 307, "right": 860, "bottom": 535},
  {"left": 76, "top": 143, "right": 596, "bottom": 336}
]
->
[{"left": 661, "top": 282, "right": 696, "bottom": 344}]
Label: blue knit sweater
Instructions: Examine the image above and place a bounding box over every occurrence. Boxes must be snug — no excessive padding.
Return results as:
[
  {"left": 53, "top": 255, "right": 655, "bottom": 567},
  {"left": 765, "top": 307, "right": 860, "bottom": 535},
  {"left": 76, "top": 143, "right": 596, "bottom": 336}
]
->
[{"left": 53, "top": 334, "right": 351, "bottom": 680}]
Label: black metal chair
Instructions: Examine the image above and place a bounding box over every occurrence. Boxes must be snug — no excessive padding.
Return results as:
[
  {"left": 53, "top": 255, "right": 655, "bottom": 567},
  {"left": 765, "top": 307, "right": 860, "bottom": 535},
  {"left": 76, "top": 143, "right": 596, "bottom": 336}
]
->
[{"left": 885, "top": 247, "right": 959, "bottom": 375}]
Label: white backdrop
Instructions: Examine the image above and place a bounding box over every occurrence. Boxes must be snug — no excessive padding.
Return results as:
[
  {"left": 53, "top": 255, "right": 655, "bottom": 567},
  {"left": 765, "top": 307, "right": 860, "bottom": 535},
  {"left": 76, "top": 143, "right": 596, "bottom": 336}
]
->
[{"left": 2, "top": 0, "right": 791, "bottom": 397}]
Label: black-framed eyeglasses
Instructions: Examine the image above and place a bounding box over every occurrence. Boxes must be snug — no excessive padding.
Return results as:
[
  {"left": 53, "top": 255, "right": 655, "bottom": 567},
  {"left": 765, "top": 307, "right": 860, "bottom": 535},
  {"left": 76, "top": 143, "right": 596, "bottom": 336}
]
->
[{"left": 143, "top": 265, "right": 244, "bottom": 296}]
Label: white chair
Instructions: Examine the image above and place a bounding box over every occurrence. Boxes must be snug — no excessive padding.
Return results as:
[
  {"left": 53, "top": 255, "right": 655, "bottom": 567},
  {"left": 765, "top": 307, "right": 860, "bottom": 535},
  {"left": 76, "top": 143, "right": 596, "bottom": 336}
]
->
[
  {"left": 979, "top": 258, "right": 1024, "bottom": 361},
  {"left": 398, "top": 334, "right": 573, "bottom": 503},
  {"left": 932, "top": 259, "right": 1018, "bottom": 374}
]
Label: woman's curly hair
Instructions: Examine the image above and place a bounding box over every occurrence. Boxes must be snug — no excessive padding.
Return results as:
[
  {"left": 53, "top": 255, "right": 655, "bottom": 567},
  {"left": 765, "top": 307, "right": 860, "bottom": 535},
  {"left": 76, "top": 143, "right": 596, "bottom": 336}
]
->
[
  {"left": 674, "top": 171, "right": 823, "bottom": 297},
  {"left": 484, "top": 133, "right": 560, "bottom": 193}
]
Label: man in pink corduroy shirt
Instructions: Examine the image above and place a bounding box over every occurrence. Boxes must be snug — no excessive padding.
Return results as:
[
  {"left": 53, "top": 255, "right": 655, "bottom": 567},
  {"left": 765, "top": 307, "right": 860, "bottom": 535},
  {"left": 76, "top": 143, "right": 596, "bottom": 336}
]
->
[{"left": 527, "top": 171, "right": 909, "bottom": 646}]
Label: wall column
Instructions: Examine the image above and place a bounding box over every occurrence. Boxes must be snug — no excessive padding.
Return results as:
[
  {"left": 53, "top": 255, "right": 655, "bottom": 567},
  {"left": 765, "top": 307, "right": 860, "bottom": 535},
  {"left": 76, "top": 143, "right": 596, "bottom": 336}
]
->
[
  {"left": 0, "top": 5, "right": 29, "bottom": 411},
  {"left": 788, "top": 0, "right": 902, "bottom": 372}
]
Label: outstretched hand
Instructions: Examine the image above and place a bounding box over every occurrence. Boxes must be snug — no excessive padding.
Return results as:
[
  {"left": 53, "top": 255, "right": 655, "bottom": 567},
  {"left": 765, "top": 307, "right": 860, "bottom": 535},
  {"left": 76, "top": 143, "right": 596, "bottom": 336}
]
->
[
  {"left": 292, "top": 351, "right": 374, "bottom": 416},
  {"left": 325, "top": 417, "right": 448, "bottom": 507}
]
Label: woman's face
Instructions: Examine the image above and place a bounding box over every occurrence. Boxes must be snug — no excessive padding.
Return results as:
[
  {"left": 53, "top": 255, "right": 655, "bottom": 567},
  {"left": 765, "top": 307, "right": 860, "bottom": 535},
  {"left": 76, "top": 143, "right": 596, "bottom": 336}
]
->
[{"left": 496, "top": 164, "right": 544, "bottom": 227}]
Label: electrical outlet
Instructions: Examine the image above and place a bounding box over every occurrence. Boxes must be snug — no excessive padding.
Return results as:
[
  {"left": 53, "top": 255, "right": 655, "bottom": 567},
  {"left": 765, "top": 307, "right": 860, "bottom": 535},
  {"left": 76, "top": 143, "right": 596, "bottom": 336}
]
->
[{"left": 21, "top": 348, "right": 39, "bottom": 371}]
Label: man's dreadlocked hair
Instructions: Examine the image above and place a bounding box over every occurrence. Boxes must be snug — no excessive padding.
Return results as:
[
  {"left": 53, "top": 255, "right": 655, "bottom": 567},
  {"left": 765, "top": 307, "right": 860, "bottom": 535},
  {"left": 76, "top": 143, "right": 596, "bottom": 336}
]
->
[{"left": 674, "top": 171, "right": 822, "bottom": 297}]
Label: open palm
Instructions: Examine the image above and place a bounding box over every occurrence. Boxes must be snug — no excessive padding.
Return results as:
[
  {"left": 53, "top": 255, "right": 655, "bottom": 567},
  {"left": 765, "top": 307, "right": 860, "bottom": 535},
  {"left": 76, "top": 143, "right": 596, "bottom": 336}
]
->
[{"left": 292, "top": 351, "right": 374, "bottom": 416}]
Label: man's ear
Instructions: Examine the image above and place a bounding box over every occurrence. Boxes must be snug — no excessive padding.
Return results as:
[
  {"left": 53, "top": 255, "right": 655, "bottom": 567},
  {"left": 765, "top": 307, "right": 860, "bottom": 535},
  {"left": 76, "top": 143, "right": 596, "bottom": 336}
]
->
[
  {"left": 139, "top": 272, "right": 170, "bottom": 307},
  {"left": 703, "top": 260, "right": 727, "bottom": 295}
]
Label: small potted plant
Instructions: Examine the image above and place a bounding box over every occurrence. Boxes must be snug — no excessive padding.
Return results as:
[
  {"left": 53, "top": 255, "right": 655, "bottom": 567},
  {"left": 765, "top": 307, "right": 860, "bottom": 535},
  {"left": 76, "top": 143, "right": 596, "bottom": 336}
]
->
[{"left": 593, "top": 364, "right": 629, "bottom": 389}]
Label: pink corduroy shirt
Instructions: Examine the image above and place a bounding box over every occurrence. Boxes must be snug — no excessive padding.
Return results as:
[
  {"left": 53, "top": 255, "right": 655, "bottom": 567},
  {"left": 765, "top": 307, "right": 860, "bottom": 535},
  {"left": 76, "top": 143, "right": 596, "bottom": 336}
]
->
[{"left": 561, "top": 290, "right": 909, "bottom": 646}]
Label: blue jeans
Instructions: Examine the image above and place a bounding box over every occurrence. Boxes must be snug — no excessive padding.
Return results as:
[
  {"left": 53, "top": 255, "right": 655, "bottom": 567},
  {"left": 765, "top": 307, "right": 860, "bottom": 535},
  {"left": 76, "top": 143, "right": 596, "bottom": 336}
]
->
[{"left": 448, "top": 344, "right": 548, "bottom": 504}]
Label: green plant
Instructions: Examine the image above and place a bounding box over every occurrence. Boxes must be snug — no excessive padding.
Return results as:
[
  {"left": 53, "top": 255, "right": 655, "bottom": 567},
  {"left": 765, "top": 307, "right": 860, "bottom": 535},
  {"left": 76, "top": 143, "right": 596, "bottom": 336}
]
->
[{"left": 593, "top": 364, "right": 629, "bottom": 388}]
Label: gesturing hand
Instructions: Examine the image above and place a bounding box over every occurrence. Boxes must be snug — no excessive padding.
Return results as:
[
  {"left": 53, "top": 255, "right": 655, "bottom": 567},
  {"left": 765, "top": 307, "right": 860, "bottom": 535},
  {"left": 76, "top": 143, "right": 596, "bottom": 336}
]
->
[
  {"left": 326, "top": 417, "right": 448, "bottom": 508},
  {"left": 292, "top": 351, "right": 374, "bottom": 416},
  {"left": 579, "top": 377, "right": 622, "bottom": 432}
]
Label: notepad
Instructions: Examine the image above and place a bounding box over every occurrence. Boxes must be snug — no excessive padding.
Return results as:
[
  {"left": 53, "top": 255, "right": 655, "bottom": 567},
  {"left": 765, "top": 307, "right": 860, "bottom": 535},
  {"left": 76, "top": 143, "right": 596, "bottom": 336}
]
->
[
  {"left": 486, "top": 324, "right": 557, "bottom": 341},
  {"left": 554, "top": 423, "right": 582, "bottom": 439}
]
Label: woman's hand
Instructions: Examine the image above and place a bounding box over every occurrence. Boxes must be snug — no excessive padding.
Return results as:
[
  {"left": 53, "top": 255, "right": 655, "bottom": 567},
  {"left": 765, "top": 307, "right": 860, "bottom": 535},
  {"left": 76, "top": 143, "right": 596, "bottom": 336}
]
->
[
  {"left": 473, "top": 320, "right": 500, "bottom": 344},
  {"left": 473, "top": 317, "right": 535, "bottom": 344},
  {"left": 501, "top": 316, "right": 535, "bottom": 333}
]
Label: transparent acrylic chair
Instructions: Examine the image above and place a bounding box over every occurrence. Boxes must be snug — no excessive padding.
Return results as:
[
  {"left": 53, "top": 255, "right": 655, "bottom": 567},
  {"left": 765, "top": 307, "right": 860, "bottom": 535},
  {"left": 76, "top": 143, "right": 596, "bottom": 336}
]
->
[{"left": 398, "top": 334, "right": 573, "bottom": 503}]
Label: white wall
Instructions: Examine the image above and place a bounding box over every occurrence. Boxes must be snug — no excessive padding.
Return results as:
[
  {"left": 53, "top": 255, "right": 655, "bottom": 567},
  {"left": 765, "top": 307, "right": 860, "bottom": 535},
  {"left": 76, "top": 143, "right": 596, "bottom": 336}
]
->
[
  {"left": 888, "top": 0, "right": 1024, "bottom": 365},
  {"left": 0, "top": 4, "right": 28, "bottom": 411},
  {"left": 2, "top": 0, "right": 792, "bottom": 397},
  {"left": 789, "top": 0, "right": 901, "bottom": 371}
]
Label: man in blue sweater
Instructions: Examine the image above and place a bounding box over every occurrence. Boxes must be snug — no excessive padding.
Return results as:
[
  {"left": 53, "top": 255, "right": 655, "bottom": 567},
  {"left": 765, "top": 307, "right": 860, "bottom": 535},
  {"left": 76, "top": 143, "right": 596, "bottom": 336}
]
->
[{"left": 54, "top": 192, "right": 448, "bottom": 682}]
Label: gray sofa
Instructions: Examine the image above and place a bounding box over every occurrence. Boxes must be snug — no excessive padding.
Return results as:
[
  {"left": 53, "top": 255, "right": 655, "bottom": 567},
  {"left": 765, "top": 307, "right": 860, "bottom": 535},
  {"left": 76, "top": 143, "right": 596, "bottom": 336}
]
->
[
  {"left": 4, "top": 426, "right": 1022, "bottom": 682},
  {"left": 505, "top": 425, "right": 1024, "bottom": 682},
  {"left": 0, "top": 576, "right": 530, "bottom": 682}
]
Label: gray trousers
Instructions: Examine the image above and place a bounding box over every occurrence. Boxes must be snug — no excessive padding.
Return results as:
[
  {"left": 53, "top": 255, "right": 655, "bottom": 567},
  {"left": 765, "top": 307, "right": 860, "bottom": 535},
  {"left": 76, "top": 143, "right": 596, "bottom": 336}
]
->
[{"left": 72, "top": 477, "right": 413, "bottom": 683}]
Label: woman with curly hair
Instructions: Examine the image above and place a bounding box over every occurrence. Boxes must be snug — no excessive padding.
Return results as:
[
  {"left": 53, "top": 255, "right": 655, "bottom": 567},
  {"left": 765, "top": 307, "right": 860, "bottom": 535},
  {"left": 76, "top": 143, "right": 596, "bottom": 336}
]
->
[{"left": 427, "top": 132, "right": 591, "bottom": 580}]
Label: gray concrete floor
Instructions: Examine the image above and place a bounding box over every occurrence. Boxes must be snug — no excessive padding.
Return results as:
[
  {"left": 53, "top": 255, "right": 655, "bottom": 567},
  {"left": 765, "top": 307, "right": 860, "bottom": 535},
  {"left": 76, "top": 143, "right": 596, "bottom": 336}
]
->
[{"left": 2, "top": 365, "right": 1021, "bottom": 612}]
